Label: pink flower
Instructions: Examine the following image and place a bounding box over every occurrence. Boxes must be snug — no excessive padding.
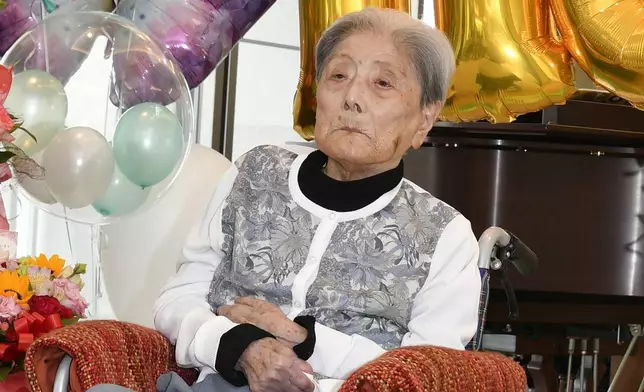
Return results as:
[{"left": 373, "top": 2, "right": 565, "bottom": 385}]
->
[
  {"left": 0, "top": 162, "right": 12, "bottom": 183},
  {"left": 3, "top": 259, "right": 18, "bottom": 272},
  {"left": 0, "top": 131, "right": 15, "bottom": 143},
  {"left": 52, "top": 278, "right": 87, "bottom": 317},
  {"left": 0, "top": 196, "right": 8, "bottom": 231},
  {"left": 0, "top": 296, "right": 21, "bottom": 321}
]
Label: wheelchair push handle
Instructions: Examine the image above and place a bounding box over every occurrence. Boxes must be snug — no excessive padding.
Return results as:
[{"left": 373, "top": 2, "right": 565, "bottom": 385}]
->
[
  {"left": 477, "top": 227, "right": 539, "bottom": 320},
  {"left": 501, "top": 231, "right": 539, "bottom": 276},
  {"left": 478, "top": 227, "right": 538, "bottom": 275}
]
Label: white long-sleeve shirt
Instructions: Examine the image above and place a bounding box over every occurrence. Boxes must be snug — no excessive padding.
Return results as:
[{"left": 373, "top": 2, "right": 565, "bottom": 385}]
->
[{"left": 153, "top": 145, "right": 481, "bottom": 384}]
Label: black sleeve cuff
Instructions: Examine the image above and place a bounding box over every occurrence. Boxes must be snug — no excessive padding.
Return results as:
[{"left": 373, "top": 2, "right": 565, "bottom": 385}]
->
[
  {"left": 215, "top": 324, "right": 275, "bottom": 387},
  {"left": 293, "top": 315, "right": 316, "bottom": 360}
]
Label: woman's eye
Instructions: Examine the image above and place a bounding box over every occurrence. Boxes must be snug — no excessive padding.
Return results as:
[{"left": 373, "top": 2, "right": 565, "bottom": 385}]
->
[
  {"left": 376, "top": 79, "right": 392, "bottom": 88},
  {"left": 331, "top": 73, "right": 346, "bottom": 80}
]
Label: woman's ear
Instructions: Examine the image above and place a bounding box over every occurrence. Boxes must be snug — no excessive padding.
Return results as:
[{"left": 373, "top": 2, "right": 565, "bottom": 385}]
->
[{"left": 411, "top": 104, "right": 441, "bottom": 150}]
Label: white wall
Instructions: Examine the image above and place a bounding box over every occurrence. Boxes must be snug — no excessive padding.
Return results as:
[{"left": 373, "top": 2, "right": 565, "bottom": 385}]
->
[{"left": 231, "top": 0, "right": 303, "bottom": 161}]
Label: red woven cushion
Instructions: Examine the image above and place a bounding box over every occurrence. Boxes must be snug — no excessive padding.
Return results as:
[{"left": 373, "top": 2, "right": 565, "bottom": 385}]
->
[
  {"left": 24, "top": 320, "right": 197, "bottom": 392},
  {"left": 338, "top": 345, "right": 527, "bottom": 392}
]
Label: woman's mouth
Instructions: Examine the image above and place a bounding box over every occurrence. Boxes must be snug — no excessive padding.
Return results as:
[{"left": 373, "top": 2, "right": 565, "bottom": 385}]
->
[{"left": 337, "top": 126, "right": 366, "bottom": 134}]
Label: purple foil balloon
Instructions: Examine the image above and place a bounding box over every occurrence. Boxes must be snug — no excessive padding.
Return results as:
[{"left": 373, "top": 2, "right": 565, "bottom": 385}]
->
[
  {"left": 0, "top": 0, "right": 37, "bottom": 56},
  {"left": 0, "top": 0, "right": 115, "bottom": 84},
  {"left": 110, "top": 49, "right": 182, "bottom": 108},
  {"left": 114, "top": 0, "right": 276, "bottom": 92}
]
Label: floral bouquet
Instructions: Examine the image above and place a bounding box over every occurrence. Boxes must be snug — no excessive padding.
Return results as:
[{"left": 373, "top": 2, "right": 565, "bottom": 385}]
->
[
  {"left": 0, "top": 64, "right": 41, "bottom": 232},
  {"left": 0, "top": 254, "right": 87, "bottom": 379},
  {"left": 0, "top": 64, "right": 41, "bottom": 187}
]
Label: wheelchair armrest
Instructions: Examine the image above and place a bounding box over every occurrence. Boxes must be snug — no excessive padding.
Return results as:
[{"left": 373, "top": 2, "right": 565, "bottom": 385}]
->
[
  {"left": 24, "top": 320, "right": 198, "bottom": 392},
  {"left": 340, "top": 345, "right": 526, "bottom": 392}
]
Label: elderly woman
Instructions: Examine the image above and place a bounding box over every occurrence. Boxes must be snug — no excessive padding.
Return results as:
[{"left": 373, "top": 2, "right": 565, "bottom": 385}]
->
[{"left": 154, "top": 7, "right": 480, "bottom": 392}]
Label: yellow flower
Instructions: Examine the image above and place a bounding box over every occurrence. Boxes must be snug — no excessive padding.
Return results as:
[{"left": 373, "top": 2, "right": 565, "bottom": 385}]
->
[
  {"left": 0, "top": 270, "right": 33, "bottom": 307},
  {"left": 22, "top": 254, "right": 65, "bottom": 277}
]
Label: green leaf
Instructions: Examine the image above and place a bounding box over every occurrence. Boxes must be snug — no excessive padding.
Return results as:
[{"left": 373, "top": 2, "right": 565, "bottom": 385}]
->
[
  {"left": 0, "top": 364, "right": 12, "bottom": 381},
  {"left": 9, "top": 122, "right": 22, "bottom": 133},
  {"left": 73, "top": 263, "right": 87, "bottom": 275},
  {"left": 16, "top": 264, "right": 27, "bottom": 276},
  {"left": 62, "top": 316, "right": 80, "bottom": 326},
  {"left": 16, "top": 127, "right": 37, "bottom": 143},
  {"left": 14, "top": 358, "right": 24, "bottom": 372},
  {"left": 0, "top": 151, "right": 15, "bottom": 163}
]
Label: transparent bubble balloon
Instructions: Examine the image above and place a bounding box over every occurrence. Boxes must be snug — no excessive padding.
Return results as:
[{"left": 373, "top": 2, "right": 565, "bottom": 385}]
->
[{"left": 0, "top": 11, "right": 194, "bottom": 225}]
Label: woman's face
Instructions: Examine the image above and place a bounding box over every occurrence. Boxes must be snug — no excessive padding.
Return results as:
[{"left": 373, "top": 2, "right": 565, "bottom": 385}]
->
[{"left": 314, "top": 31, "right": 438, "bottom": 169}]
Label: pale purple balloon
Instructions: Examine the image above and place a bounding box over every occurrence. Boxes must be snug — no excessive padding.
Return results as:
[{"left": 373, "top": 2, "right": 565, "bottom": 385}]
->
[
  {"left": 0, "top": 0, "right": 115, "bottom": 84},
  {"left": 0, "top": 0, "right": 39, "bottom": 56},
  {"left": 6, "top": 24, "right": 94, "bottom": 85},
  {"left": 110, "top": 50, "right": 181, "bottom": 108},
  {"left": 113, "top": 0, "right": 276, "bottom": 100}
]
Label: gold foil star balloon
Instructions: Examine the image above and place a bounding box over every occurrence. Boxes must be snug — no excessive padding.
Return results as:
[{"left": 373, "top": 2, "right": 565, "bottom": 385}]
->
[
  {"left": 293, "top": 0, "right": 411, "bottom": 140},
  {"left": 434, "top": 0, "right": 576, "bottom": 123},
  {"left": 551, "top": 0, "right": 644, "bottom": 109}
]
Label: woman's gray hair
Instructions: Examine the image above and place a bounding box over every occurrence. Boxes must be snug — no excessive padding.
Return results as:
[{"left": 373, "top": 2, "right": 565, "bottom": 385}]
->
[{"left": 315, "top": 7, "right": 455, "bottom": 106}]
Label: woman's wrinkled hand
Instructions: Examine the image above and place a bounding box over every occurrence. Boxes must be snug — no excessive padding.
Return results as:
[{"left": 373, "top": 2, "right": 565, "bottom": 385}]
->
[
  {"left": 240, "top": 337, "right": 315, "bottom": 392},
  {"left": 217, "top": 297, "right": 307, "bottom": 347}
]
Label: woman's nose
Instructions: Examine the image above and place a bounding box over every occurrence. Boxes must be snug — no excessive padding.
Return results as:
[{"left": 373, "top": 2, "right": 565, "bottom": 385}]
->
[
  {"left": 342, "top": 78, "right": 367, "bottom": 114},
  {"left": 343, "top": 98, "right": 363, "bottom": 113}
]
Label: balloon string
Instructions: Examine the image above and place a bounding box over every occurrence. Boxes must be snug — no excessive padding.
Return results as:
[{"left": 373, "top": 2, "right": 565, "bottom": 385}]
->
[
  {"left": 38, "top": 0, "right": 50, "bottom": 73},
  {"left": 5, "top": 186, "right": 23, "bottom": 222},
  {"left": 89, "top": 225, "right": 102, "bottom": 318},
  {"left": 116, "top": 4, "right": 136, "bottom": 119},
  {"left": 62, "top": 208, "right": 75, "bottom": 264},
  {"left": 61, "top": 209, "right": 81, "bottom": 313},
  {"left": 61, "top": 214, "right": 103, "bottom": 319},
  {"left": 101, "top": 26, "right": 116, "bottom": 132}
]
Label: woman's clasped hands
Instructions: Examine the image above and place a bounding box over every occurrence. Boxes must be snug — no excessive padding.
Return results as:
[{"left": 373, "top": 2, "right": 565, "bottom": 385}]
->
[{"left": 217, "top": 297, "right": 316, "bottom": 392}]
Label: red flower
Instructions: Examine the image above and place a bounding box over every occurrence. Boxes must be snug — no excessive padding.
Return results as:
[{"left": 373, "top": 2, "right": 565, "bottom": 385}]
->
[
  {"left": 28, "top": 296, "right": 61, "bottom": 316},
  {"left": 28, "top": 296, "right": 75, "bottom": 319},
  {"left": 0, "top": 65, "right": 14, "bottom": 134},
  {"left": 57, "top": 305, "right": 74, "bottom": 319},
  {"left": 0, "top": 106, "right": 12, "bottom": 133},
  {"left": 0, "top": 65, "right": 11, "bottom": 105}
]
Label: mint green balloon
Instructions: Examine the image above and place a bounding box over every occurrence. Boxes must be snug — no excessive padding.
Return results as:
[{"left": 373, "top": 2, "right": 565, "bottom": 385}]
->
[
  {"left": 92, "top": 165, "right": 151, "bottom": 217},
  {"left": 113, "top": 103, "right": 183, "bottom": 187}
]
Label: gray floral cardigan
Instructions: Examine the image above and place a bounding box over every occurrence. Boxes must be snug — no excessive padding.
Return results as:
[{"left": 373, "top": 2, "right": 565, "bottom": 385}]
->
[{"left": 154, "top": 144, "right": 481, "bottom": 382}]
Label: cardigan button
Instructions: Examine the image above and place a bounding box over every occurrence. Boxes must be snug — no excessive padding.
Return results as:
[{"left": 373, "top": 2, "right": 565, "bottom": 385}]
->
[{"left": 328, "top": 212, "right": 337, "bottom": 220}]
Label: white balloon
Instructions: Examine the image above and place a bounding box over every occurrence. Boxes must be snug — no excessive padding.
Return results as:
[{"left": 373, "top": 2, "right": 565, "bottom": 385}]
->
[
  {"left": 16, "top": 151, "right": 57, "bottom": 205},
  {"left": 4, "top": 70, "right": 68, "bottom": 156},
  {"left": 100, "top": 145, "right": 231, "bottom": 327},
  {"left": 43, "top": 126, "right": 114, "bottom": 209}
]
